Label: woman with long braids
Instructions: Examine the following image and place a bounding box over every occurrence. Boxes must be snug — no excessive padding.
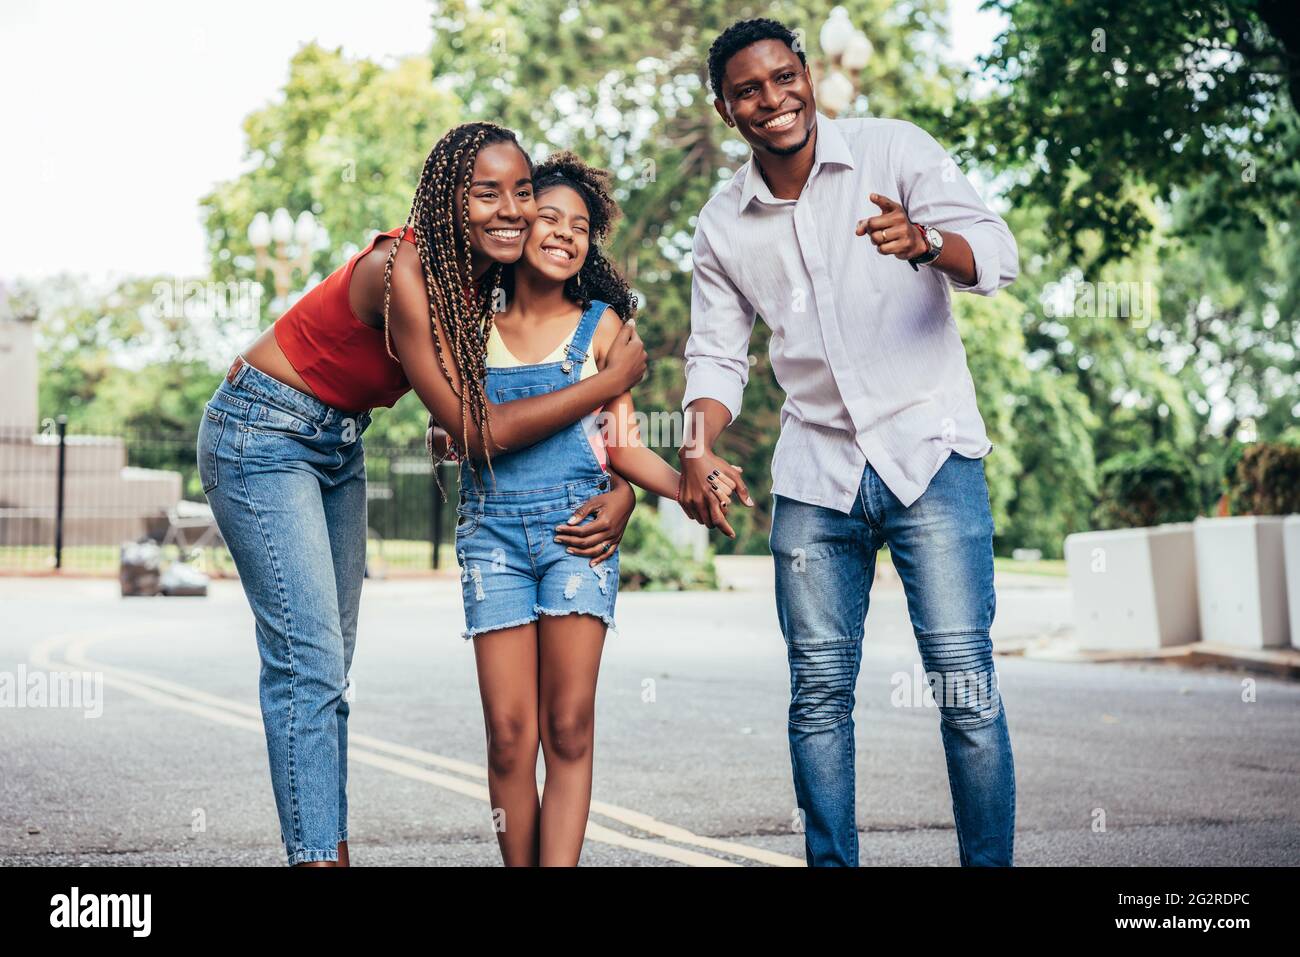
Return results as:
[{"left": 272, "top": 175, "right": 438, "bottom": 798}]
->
[
  {"left": 450, "top": 151, "right": 734, "bottom": 866},
  {"left": 196, "top": 123, "right": 648, "bottom": 867}
]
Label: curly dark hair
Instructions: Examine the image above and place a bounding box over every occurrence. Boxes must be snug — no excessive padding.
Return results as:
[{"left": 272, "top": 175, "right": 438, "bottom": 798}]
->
[
  {"left": 504, "top": 150, "right": 638, "bottom": 321},
  {"left": 707, "top": 17, "right": 806, "bottom": 101}
]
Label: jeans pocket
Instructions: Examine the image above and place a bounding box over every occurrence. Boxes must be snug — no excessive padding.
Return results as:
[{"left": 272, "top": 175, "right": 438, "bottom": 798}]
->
[
  {"left": 197, "top": 405, "right": 226, "bottom": 494},
  {"left": 454, "top": 507, "right": 482, "bottom": 539},
  {"left": 248, "top": 401, "right": 322, "bottom": 440},
  {"left": 495, "top": 382, "right": 556, "bottom": 403}
]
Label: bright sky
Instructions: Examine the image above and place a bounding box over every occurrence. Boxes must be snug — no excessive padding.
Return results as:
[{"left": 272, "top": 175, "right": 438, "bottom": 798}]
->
[{"left": 0, "top": 0, "right": 1005, "bottom": 284}]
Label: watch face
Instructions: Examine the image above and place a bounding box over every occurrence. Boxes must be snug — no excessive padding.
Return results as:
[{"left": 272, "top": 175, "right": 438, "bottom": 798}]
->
[{"left": 926, "top": 226, "right": 943, "bottom": 250}]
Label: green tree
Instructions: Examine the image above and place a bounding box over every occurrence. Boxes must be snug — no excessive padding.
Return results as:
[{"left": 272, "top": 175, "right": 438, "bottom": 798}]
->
[
  {"left": 1158, "top": 193, "right": 1300, "bottom": 452},
  {"left": 954, "top": 287, "right": 1101, "bottom": 557},
  {"left": 15, "top": 274, "right": 222, "bottom": 434},
  {"left": 939, "top": 0, "right": 1300, "bottom": 268},
  {"left": 199, "top": 44, "right": 464, "bottom": 446},
  {"left": 1093, "top": 445, "right": 1205, "bottom": 528}
]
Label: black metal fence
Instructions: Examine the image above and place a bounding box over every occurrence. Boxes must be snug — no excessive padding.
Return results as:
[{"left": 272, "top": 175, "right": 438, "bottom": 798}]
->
[{"left": 0, "top": 418, "right": 458, "bottom": 576}]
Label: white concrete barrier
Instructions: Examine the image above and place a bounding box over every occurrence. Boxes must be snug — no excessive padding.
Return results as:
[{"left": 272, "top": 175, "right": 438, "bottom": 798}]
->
[
  {"left": 1283, "top": 515, "right": 1300, "bottom": 650},
  {"left": 1065, "top": 524, "right": 1199, "bottom": 651},
  {"left": 1194, "top": 516, "right": 1290, "bottom": 649}
]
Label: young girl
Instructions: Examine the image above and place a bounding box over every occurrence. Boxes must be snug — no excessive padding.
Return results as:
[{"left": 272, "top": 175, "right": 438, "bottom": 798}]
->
[
  {"left": 452, "top": 152, "right": 735, "bottom": 866},
  {"left": 197, "top": 123, "right": 648, "bottom": 867}
]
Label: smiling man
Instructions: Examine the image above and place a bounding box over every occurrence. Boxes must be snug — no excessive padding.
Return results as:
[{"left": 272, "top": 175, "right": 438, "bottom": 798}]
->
[{"left": 676, "top": 18, "right": 1019, "bottom": 867}]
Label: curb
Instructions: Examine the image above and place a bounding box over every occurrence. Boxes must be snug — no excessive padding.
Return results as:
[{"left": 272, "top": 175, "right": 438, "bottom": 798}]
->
[{"left": 995, "top": 638, "right": 1300, "bottom": 681}]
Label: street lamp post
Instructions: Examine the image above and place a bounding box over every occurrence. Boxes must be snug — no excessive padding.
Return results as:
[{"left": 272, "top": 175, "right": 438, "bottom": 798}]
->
[
  {"left": 247, "top": 208, "right": 321, "bottom": 307},
  {"left": 815, "top": 5, "right": 874, "bottom": 117}
]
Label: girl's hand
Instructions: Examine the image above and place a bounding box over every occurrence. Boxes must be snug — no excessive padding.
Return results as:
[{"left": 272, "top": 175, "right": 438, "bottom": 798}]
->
[
  {"left": 709, "top": 469, "right": 736, "bottom": 511},
  {"left": 426, "top": 418, "right": 458, "bottom": 460},
  {"left": 680, "top": 468, "right": 737, "bottom": 515},
  {"left": 677, "top": 448, "right": 751, "bottom": 538},
  {"left": 553, "top": 472, "right": 635, "bottom": 566},
  {"left": 676, "top": 462, "right": 738, "bottom": 530}
]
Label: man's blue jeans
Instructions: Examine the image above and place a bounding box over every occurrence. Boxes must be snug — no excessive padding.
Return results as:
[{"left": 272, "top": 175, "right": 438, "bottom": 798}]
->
[{"left": 769, "top": 450, "right": 1015, "bottom": 866}]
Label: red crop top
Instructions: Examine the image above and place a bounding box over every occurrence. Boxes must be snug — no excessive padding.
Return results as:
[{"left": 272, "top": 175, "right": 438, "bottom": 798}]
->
[{"left": 274, "top": 226, "right": 417, "bottom": 411}]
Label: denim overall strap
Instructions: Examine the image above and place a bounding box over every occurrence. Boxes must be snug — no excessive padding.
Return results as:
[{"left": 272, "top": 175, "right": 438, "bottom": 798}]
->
[
  {"left": 460, "top": 299, "right": 612, "bottom": 499},
  {"left": 559, "top": 300, "right": 608, "bottom": 377}
]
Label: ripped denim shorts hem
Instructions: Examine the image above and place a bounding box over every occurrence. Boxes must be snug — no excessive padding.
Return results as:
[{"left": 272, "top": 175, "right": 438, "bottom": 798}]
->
[
  {"left": 534, "top": 603, "right": 618, "bottom": 636},
  {"left": 462, "top": 604, "right": 618, "bottom": 641},
  {"left": 461, "top": 612, "right": 541, "bottom": 641}
]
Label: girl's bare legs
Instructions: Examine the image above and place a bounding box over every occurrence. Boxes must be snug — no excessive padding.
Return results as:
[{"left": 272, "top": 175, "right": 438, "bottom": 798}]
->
[
  {"left": 473, "top": 623, "right": 542, "bottom": 866},
  {"left": 537, "top": 613, "right": 607, "bottom": 866}
]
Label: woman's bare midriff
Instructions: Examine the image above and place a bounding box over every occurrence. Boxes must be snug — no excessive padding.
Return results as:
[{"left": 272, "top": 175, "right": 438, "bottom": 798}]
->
[{"left": 239, "top": 324, "right": 321, "bottom": 400}]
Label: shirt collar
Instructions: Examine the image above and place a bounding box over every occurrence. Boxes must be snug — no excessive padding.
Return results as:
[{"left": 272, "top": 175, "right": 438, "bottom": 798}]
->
[{"left": 739, "top": 110, "right": 855, "bottom": 211}]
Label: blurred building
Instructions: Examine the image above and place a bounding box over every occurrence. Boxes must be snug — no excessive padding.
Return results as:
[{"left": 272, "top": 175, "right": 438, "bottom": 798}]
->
[
  {"left": 0, "top": 288, "right": 37, "bottom": 430},
  {"left": 0, "top": 291, "right": 182, "bottom": 553}
]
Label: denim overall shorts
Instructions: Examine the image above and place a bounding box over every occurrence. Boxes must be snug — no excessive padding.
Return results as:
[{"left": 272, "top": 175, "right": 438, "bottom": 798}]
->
[{"left": 454, "top": 298, "right": 619, "bottom": 640}]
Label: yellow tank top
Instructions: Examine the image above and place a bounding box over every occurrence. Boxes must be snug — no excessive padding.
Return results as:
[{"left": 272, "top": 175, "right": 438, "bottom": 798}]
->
[
  {"left": 486, "top": 318, "right": 599, "bottom": 379},
  {"left": 485, "top": 312, "right": 609, "bottom": 471}
]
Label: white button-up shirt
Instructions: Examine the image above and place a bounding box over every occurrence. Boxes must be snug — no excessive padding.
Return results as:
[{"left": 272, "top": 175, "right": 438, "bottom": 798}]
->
[{"left": 681, "top": 111, "right": 1019, "bottom": 512}]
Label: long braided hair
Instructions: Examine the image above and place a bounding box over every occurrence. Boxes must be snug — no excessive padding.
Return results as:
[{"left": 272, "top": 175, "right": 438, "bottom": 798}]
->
[
  {"left": 502, "top": 150, "right": 638, "bottom": 322},
  {"left": 383, "top": 121, "right": 532, "bottom": 495}
]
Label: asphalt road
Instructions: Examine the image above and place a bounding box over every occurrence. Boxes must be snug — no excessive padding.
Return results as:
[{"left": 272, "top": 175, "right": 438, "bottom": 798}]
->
[{"left": 1, "top": 564, "right": 1296, "bottom": 866}]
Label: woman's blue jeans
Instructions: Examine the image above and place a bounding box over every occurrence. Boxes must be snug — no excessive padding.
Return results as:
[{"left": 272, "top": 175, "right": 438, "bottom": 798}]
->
[
  {"left": 197, "top": 360, "right": 372, "bottom": 865},
  {"left": 769, "top": 450, "right": 1016, "bottom": 867}
]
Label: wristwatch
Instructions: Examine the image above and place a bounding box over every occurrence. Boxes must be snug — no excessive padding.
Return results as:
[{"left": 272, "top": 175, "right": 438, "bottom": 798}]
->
[{"left": 908, "top": 224, "right": 943, "bottom": 270}]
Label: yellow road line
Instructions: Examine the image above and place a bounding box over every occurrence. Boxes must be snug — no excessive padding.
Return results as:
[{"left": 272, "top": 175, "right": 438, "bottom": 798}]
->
[{"left": 31, "top": 632, "right": 802, "bottom": 867}]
